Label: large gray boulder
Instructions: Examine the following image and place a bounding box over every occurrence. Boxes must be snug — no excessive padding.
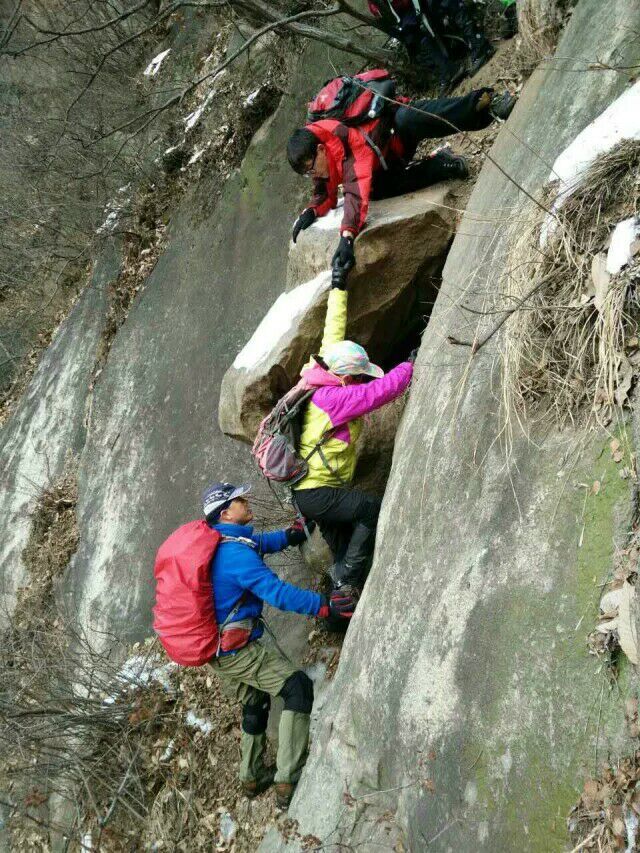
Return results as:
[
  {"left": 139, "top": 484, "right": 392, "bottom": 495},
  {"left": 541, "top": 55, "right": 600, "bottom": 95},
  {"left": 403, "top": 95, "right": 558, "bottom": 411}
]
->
[
  {"left": 0, "top": 248, "right": 115, "bottom": 617},
  {"left": 57, "top": 42, "right": 358, "bottom": 646},
  {"left": 260, "top": 1, "right": 640, "bottom": 850},
  {"left": 219, "top": 185, "right": 458, "bottom": 443}
]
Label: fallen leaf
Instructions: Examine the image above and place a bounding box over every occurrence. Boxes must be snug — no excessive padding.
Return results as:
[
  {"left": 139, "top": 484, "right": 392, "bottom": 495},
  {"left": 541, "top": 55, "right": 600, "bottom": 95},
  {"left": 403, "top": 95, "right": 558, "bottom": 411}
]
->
[
  {"left": 615, "top": 356, "right": 634, "bottom": 406},
  {"left": 592, "top": 480, "right": 601, "bottom": 495},
  {"left": 620, "top": 467, "right": 632, "bottom": 479},
  {"left": 601, "top": 587, "right": 624, "bottom": 614},
  {"left": 625, "top": 698, "right": 638, "bottom": 719},
  {"left": 614, "top": 450, "right": 625, "bottom": 463},
  {"left": 618, "top": 582, "right": 639, "bottom": 665},
  {"left": 612, "top": 816, "right": 626, "bottom": 836},
  {"left": 584, "top": 779, "right": 600, "bottom": 798},
  {"left": 592, "top": 252, "right": 612, "bottom": 312},
  {"left": 611, "top": 439, "right": 621, "bottom": 453}
]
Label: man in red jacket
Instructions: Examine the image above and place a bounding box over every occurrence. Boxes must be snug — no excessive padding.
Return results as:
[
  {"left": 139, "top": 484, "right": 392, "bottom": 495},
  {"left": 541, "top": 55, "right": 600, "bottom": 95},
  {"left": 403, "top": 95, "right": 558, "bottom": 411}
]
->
[{"left": 288, "top": 86, "right": 514, "bottom": 274}]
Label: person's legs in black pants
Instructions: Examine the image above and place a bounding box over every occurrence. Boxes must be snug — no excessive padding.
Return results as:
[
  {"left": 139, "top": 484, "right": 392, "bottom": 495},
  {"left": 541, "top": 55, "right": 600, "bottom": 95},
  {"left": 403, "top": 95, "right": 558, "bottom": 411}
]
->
[
  {"left": 394, "top": 88, "right": 494, "bottom": 157},
  {"left": 371, "top": 151, "right": 468, "bottom": 201},
  {"left": 293, "top": 487, "right": 381, "bottom": 588}
]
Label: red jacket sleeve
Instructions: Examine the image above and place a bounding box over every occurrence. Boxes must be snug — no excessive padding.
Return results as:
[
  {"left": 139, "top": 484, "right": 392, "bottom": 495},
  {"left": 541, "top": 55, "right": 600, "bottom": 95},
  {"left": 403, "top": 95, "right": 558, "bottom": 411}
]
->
[
  {"left": 309, "top": 177, "right": 336, "bottom": 219},
  {"left": 339, "top": 129, "right": 377, "bottom": 236}
]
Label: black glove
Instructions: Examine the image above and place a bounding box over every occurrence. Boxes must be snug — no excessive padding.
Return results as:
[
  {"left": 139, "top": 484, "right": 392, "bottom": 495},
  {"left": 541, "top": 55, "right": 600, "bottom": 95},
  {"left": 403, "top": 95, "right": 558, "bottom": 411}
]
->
[
  {"left": 331, "top": 235, "right": 355, "bottom": 273},
  {"left": 292, "top": 208, "right": 316, "bottom": 243},
  {"left": 408, "top": 347, "right": 419, "bottom": 364},
  {"left": 286, "top": 518, "right": 316, "bottom": 547},
  {"left": 318, "top": 588, "right": 358, "bottom": 621},
  {"left": 331, "top": 263, "right": 349, "bottom": 290}
]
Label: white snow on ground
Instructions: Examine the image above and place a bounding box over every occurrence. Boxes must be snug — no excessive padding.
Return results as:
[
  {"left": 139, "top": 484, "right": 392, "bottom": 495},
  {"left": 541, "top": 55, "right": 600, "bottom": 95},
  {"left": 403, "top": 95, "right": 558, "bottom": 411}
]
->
[
  {"left": 185, "top": 710, "right": 214, "bottom": 734},
  {"left": 96, "top": 209, "right": 120, "bottom": 235},
  {"left": 233, "top": 270, "right": 332, "bottom": 370},
  {"left": 244, "top": 88, "right": 261, "bottom": 106},
  {"left": 310, "top": 200, "right": 344, "bottom": 232},
  {"left": 104, "top": 654, "right": 177, "bottom": 704},
  {"left": 607, "top": 217, "right": 640, "bottom": 274},
  {"left": 187, "top": 146, "right": 206, "bottom": 165},
  {"left": 541, "top": 81, "right": 640, "bottom": 244},
  {"left": 184, "top": 90, "right": 215, "bottom": 132},
  {"left": 144, "top": 48, "right": 171, "bottom": 77},
  {"left": 184, "top": 71, "right": 227, "bottom": 132},
  {"left": 550, "top": 80, "right": 640, "bottom": 197}
]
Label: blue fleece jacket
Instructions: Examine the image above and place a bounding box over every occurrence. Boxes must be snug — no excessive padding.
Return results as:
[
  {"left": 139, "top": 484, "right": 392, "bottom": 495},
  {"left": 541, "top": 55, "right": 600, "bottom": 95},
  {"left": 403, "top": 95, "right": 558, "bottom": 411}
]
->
[{"left": 210, "top": 522, "right": 323, "bottom": 653}]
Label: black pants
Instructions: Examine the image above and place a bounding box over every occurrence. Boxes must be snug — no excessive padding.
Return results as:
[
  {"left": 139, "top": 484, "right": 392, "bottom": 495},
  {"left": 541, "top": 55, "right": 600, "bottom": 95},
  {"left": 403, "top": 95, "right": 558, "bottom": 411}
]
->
[
  {"left": 293, "top": 486, "right": 381, "bottom": 564},
  {"left": 371, "top": 155, "right": 454, "bottom": 200},
  {"left": 393, "top": 89, "right": 493, "bottom": 159}
]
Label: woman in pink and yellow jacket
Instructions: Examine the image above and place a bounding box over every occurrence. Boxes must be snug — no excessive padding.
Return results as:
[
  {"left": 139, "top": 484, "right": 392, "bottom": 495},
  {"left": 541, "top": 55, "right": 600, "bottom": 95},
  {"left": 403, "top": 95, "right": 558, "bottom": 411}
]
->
[{"left": 293, "top": 269, "right": 415, "bottom": 596}]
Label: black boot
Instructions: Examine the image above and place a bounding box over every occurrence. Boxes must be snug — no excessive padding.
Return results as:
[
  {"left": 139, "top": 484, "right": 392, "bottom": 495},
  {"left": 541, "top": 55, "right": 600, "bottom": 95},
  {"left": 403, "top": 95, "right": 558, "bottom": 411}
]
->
[
  {"left": 420, "top": 150, "right": 469, "bottom": 184},
  {"left": 449, "top": 1, "right": 494, "bottom": 74},
  {"left": 331, "top": 523, "right": 376, "bottom": 589},
  {"left": 500, "top": 2, "right": 518, "bottom": 39}
]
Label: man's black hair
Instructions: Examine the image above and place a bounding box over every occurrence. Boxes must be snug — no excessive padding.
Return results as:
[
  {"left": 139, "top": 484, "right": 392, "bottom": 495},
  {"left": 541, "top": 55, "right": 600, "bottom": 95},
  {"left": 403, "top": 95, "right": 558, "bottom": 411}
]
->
[{"left": 287, "top": 128, "right": 319, "bottom": 175}]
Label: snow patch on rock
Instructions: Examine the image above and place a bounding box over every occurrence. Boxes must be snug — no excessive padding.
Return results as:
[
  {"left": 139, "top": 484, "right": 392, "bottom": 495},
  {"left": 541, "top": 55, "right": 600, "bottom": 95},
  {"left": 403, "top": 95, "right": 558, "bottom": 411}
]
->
[
  {"left": 233, "top": 271, "right": 331, "bottom": 370},
  {"left": 542, "top": 81, "right": 640, "bottom": 244},
  {"left": 144, "top": 48, "right": 171, "bottom": 77},
  {"left": 607, "top": 217, "right": 640, "bottom": 275},
  {"left": 310, "top": 201, "right": 344, "bottom": 232}
]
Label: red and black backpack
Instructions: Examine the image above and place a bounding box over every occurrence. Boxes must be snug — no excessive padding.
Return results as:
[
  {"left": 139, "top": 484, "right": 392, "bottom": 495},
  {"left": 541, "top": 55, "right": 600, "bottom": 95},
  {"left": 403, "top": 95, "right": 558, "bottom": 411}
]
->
[{"left": 306, "top": 69, "right": 396, "bottom": 126}]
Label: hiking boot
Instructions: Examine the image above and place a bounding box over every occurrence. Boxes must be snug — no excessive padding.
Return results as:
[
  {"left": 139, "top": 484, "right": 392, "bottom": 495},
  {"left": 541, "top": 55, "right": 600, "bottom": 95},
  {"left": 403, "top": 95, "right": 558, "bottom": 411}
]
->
[
  {"left": 275, "top": 782, "right": 296, "bottom": 810},
  {"left": 500, "top": 3, "right": 518, "bottom": 39},
  {"left": 437, "top": 60, "right": 467, "bottom": 96},
  {"left": 435, "top": 150, "right": 469, "bottom": 180},
  {"left": 241, "top": 766, "right": 276, "bottom": 799},
  {"left": 490, "top": 90, "right": 516, "bottom": 121},
  {"left": 468, "top": 39, "right": 496, "bottom": 76}
]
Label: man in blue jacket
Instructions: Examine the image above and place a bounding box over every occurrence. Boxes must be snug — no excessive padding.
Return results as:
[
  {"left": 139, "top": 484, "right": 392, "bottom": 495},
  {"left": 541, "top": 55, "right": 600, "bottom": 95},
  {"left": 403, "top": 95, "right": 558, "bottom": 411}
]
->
[{"left": 203, "top": 481, "right": 355, "bottom": 809}]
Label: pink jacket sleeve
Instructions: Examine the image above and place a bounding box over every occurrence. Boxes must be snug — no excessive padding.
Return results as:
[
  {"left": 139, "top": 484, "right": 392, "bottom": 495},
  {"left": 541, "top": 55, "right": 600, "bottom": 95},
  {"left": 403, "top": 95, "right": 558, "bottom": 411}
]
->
[{"left": 322, "top": 362, "right": 413, "bottom": 428}]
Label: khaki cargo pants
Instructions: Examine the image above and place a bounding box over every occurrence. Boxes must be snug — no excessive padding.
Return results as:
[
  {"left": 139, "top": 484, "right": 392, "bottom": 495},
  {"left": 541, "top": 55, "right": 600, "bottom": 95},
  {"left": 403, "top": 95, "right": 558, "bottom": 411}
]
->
[{"left": 209, "top": 641, "right": 310, "bottom": 785}]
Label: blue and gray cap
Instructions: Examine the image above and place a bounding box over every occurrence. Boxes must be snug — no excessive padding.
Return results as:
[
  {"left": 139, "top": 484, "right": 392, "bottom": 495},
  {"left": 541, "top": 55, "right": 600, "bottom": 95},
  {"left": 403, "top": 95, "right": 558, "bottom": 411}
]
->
[{"left": 202, "top": 481, "right": 251, "bottom": 519}]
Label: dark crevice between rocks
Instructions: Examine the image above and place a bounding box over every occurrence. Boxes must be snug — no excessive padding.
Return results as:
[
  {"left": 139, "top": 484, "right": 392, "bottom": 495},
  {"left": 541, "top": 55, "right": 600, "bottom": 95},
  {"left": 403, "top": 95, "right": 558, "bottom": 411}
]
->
[{"left": 353, "top": 237, "right": 452, "bottom": 495}]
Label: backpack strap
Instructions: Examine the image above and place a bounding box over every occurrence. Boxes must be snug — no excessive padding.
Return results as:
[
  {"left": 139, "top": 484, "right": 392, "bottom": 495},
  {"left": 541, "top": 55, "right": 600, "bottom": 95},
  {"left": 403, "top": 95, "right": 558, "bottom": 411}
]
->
[
  {"left": 302, "top": 426, "right": 349, "bottom": 487},
  {"left": 357, "top": 128, "right": 389, "bottom": 171}
]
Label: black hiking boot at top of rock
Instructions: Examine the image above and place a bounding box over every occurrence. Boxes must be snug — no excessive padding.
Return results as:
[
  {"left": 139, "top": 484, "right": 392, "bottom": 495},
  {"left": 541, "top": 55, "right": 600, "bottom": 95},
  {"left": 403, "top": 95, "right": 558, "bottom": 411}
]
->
[{"left": 490, "top": 91, "right": 516, "bottom": 121}]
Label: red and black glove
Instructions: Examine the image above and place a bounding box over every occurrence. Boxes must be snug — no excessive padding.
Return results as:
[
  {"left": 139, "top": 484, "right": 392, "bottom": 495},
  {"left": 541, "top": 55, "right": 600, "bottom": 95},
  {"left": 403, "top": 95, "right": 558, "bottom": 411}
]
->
[
  {"left": 318, "top": 588, "right": 358, "bottom": 620},
  {"left": 286, "top": 518, "right": 316, "bottom": 547}
]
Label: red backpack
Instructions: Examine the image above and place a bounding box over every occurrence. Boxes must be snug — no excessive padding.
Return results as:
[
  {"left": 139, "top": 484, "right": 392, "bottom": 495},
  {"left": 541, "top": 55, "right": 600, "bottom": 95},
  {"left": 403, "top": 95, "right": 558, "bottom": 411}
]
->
[
  {"left": 153, "top": 520, "right": 222, "bottom": 666},
  {"left": 306, "top": 69, "right": 396, "bottom": 126}
]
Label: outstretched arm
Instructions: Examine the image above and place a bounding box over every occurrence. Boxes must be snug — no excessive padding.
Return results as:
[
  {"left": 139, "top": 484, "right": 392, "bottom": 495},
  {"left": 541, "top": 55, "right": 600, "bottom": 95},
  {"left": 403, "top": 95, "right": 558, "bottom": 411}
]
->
[
  {"left": 319, "top": 288, "right": 348, "bottom": 355},
  {"left": 323, "top": 361, "right": 414, "bottom": 427},
  {"left": 251, "top": 529, "right": 289, "bottom": 555},
  {"left": 242, "top": 553, "right": 323, "bottom": 616}
]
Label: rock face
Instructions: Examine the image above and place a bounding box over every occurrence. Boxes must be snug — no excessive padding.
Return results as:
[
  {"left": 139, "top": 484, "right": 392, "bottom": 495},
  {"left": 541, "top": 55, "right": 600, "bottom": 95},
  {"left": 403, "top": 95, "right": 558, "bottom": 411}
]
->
[
  {"left": 219, "top": 186, "right": 458, "bottom": 443},
  {"left": 56, "top": 42, "right": 358, "bottom": 645},
  {"left": 0, "top": 40, "right": 357, "bottom": 648},
  {"left": 260, "top": 1, "right": 640, "bottom": 850},
  {"left": 0, "top": 248, "right": 115, "bottom": 617}
]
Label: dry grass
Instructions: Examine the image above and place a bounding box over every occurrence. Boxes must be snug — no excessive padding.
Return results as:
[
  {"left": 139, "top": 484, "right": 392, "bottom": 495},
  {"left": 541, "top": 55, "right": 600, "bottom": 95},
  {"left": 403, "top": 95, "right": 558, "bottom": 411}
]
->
[
  {"left": 516, "top": 0, "right": 564, "bottom": 72},
  {"left": 499, "top": 140, "right": 640, "bottom": 432}
]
